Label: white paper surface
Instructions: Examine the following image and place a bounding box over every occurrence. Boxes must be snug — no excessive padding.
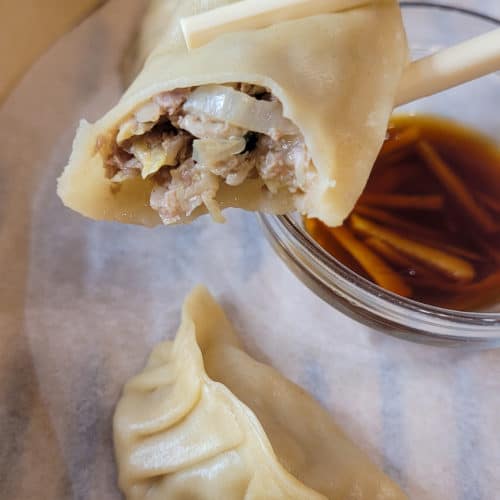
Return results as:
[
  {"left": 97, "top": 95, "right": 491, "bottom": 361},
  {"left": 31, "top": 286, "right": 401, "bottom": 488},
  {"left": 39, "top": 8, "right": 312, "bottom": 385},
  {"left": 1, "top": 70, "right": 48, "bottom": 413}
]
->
[{"left": 1, "top": 1, "right": 499, "bottom": 499}]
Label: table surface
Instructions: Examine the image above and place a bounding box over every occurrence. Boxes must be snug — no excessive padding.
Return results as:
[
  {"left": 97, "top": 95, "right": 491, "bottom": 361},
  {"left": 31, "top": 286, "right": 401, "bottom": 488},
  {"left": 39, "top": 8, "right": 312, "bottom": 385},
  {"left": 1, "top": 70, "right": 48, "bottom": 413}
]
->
[{"left": 1, "top": 1, "right": 499, "bottom": 499}]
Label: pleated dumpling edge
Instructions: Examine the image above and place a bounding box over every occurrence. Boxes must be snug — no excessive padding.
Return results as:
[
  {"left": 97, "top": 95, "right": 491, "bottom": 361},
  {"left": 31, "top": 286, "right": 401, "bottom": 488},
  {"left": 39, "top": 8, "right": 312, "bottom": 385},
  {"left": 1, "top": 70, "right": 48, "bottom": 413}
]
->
[{"left": 113, "top": 286, "right": 407, "bottom": 500}]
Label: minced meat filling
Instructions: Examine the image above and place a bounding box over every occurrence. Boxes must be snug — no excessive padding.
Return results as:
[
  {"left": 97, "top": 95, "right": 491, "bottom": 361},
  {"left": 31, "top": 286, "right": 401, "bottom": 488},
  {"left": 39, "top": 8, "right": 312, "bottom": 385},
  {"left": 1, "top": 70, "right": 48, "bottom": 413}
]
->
[{"left": 100, "top": 84, "right": 315, "bottom": 224}]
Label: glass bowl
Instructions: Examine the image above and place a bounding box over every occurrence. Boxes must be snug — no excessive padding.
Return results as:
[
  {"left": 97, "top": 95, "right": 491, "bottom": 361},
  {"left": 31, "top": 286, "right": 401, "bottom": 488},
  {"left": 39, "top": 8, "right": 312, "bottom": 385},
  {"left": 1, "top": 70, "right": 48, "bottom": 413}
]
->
[{"left": 259, "top": 3, "right": 500, "bottom": 346}]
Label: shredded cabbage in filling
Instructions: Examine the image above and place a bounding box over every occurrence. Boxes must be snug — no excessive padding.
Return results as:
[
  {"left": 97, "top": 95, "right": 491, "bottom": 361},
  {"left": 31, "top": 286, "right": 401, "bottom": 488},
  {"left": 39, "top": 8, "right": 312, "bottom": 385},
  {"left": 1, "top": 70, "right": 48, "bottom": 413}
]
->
[{"left": 100, "top": 84, "right": 316, "bottom": 224}]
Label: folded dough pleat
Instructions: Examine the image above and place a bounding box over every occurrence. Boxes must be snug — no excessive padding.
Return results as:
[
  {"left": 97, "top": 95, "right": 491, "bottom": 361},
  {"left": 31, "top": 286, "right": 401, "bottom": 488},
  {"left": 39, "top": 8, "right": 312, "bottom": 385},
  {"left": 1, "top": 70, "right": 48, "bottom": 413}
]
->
[
  {"left": 113, "top": 286, "right": 407, "bottom": 499},
  {"left": 58, "top": 0, "right": 407, "bottom": 227}
]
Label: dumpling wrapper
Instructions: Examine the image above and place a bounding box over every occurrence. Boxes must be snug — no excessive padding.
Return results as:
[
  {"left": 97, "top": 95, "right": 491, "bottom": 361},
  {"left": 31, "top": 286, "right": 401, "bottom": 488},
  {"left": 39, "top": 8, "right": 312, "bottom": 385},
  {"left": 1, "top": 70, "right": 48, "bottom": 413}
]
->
[
  {"left": 58, "top": 0, "right": 408, "bottom": 227},
  {"left": 113, "top": 286, "right": 407, "bottom": 499}
]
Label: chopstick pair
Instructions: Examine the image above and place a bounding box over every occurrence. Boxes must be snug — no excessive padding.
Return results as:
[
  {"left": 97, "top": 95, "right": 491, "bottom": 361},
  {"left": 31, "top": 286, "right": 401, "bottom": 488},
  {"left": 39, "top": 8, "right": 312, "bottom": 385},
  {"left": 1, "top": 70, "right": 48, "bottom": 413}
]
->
[{"left": 181, "top": 0, "right": 500, "bottom": 106}]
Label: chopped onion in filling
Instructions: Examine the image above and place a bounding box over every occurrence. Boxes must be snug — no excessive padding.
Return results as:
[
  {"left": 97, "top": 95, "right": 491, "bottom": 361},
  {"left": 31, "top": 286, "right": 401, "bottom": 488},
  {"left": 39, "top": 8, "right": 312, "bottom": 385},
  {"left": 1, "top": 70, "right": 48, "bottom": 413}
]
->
[
  {"left": 110, "top": 167, "right": 140, "bottom": 183},
  {"left": 116, "top": 101, "right": 163, "bottom": 143},
  {"left": 107, "top": 84, "right": 316, "bottom": 223},
  {"left": 116, "top": 118, "right": 155, "bottom": 144},
  {"left": 184, "top": 85, "right": 299, "bottom": 139},
  {"left": 207, "top": 155, "right": 256, "bottom": 187},
  {"left": 193, "top": 138, "right": 246, "bottom": 166},
  {"left": 135, "top": 101, "right": 161, "bottom": 123},
  {"left": 129, "top": 134, "right": 189, "bottom": 179},
  {"left": 177, "top": 113, "right": 246, "bottom": 140},
  {"left": 201, "top": 192, "right": 225, "bottom": 223}
]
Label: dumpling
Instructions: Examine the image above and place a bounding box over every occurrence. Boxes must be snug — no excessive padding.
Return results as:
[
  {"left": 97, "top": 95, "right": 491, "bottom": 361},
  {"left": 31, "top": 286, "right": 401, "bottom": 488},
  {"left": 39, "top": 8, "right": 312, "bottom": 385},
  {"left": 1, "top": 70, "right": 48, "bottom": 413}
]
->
[
  {"left": 113, "top": 286, "right": 407, "bottom": 499},
  {"left": 58, "top": 0, "right": 408, "bottom": 227}
]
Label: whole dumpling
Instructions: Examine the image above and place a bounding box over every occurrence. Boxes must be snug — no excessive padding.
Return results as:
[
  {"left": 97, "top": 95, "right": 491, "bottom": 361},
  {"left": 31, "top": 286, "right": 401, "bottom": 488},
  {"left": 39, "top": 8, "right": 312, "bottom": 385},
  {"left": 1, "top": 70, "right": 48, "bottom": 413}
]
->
[{"left": 113, "top": 286, "right": 406, "bottom": 499}]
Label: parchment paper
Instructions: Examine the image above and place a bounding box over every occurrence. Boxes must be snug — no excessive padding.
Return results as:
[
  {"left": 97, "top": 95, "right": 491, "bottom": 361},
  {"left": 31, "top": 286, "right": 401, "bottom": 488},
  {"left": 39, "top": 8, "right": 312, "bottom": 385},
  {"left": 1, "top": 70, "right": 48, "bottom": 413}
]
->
[{"left": 1, "top": 1, "right": 499, "bottom": 499}]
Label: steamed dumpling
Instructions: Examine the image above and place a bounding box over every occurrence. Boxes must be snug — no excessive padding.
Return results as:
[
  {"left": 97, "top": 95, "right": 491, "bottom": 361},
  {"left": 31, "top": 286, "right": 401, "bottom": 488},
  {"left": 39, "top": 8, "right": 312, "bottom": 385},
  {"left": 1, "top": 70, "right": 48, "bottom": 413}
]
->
[
  {"left": 58, "top": 0, "right": 407, "bottom": 227},
  {"left": 113, "top": 286, "right": 406, "bottom": 499}
]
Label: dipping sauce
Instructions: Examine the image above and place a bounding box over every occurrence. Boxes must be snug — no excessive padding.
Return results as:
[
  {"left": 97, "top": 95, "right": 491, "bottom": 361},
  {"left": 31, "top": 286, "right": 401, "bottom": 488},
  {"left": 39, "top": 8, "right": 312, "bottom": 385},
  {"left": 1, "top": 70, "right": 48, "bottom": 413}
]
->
[{"left": 305, "top": 115, "right": 500, "bottom": 311}]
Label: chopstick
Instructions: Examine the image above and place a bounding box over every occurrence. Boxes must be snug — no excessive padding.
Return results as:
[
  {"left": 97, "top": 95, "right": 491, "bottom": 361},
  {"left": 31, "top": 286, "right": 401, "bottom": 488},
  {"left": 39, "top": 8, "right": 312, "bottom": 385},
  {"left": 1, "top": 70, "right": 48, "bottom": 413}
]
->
[
  {"left": 181, "top": 0, "right": 369, "bottom": 50},
  {"left": 395, "top": 28, "right": 500, "bottom": 105},
  {"left": 181, "top": 1, "right": 500, "bottom": 105}
]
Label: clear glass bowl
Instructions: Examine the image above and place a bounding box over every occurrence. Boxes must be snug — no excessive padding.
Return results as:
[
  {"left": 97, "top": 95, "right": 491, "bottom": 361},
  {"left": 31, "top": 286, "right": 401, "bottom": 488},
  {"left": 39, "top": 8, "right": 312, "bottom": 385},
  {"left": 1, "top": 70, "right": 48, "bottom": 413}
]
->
[{"left": 259, "top": 3, "right": 500, "bottom": 346}]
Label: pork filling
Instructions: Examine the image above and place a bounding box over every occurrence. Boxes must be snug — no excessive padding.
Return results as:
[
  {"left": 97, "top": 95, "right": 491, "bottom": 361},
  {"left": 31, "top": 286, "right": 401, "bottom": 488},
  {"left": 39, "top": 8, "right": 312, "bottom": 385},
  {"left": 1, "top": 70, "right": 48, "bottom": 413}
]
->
[{"left": 101, "top": 84, "right": 315, "bottom": 224}]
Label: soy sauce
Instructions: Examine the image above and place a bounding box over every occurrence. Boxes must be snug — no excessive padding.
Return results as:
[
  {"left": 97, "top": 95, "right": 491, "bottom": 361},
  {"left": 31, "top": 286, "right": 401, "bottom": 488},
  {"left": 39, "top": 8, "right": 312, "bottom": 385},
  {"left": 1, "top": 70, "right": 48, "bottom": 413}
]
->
[{"left": 305, "top": 115, "right": 500, "bottom": 311}]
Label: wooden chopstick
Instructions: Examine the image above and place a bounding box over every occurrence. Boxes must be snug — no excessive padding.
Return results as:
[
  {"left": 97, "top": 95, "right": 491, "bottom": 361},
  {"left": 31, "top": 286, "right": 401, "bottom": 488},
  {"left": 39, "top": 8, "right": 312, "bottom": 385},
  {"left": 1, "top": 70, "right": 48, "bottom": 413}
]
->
[
  {"left": 396, "top": 28, "right": 500, "bottom": 106},
  {"left": 181, "top": 2, "right": 500, "bottom": 106},
  {"left": 181, "top": 0, "right": 368, "bottom": 49}
]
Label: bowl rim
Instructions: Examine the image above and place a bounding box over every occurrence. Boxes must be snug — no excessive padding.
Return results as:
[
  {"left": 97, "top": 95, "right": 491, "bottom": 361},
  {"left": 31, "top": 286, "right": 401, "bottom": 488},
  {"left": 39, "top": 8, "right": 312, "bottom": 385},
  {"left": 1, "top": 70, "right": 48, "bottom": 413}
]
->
[
  {"left": 400, "top": 1, "right": 500, "bottom": 26},
  {"left": 260, "top": 213, "right": 500, "bottom": 345},
  {"left": 259, "top": 3, "right": 500, "bottom": 345}
]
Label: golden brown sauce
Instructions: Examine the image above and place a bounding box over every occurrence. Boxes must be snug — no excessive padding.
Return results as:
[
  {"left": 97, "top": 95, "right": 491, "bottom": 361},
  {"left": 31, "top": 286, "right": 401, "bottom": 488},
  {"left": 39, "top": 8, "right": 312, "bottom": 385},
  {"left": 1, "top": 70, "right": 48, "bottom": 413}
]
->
[{"left": 305, "top": 115, "right": 500, "bottom": 311}]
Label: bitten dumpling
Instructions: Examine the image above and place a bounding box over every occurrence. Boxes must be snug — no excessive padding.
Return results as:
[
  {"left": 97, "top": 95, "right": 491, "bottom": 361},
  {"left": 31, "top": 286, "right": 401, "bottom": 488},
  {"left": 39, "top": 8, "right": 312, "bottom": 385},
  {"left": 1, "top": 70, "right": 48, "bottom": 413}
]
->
[
  {"left": 113, "top": 286, "right": 406, "bottom": 499},
  {"left": 58, "top": 0, "right": 408, "bottom": 227}
]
